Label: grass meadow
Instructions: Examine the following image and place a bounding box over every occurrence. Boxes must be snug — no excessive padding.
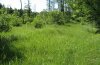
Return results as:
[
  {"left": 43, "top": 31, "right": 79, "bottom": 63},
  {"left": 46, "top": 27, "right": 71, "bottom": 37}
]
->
[{"left": 0, "top": 23, "right": 100, "bottom": 65}]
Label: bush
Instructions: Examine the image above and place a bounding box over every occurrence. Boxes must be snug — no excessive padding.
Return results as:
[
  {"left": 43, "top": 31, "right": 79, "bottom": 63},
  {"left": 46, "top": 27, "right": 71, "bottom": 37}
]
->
[
  {"left": 32, "top": 11, "right": 69, "bottom": 27},
  {"left": 0, "top": 15, "right": 11, "bottom": 32},
  {"left": 12, "top": 21, "right": 21, "bottom": 27},
  {"left": 32, "top": 13, "right": 46, "bottom": 28},
  {"left": 24, "top": 17, "right": 33, "bottom": 23},
  {"left": 34, "top": 22, "right": 43, "bottom": 28},
  {"left": 50, "top": 11, "right": 65, "bottom": 25},
  {"left": 0, "top": 23, "right": 10, "bottom": 32},
  {"left": 10, "top": 16, "right": 22, "bottom": 27},
  {"left": 0, "top": 35, "right": 22, "bottom": 63}
]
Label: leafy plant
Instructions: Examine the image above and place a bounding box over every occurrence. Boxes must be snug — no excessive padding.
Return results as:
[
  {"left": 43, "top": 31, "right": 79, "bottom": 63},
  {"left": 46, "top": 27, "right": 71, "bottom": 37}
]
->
[
  {"left": 34, "top": 22, "right": 43, "bottom": 28},
  {"left": 0, "top": 15, "right": 11, "bottom": 32},
  {"left": 50, "top": 11, "right": 65, "bottom": 25},
  {"left": 32, "top": 11, "right": 69, "bottom": 27},
  {"left": 0, "top": 35, "right": 23, "bottom": 63}
]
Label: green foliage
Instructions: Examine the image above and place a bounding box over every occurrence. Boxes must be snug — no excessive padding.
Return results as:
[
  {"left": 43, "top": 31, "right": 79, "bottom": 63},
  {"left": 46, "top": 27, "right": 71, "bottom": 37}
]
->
[
  {"left": 32, "top": 11, "right": 47, "bottom": 28},
  {"left": 32, "top": 15, "right": 45, "bottom": 28},
  {"left": 10, "top": 16, "right": 22, "bottom": 27},
  {"left": 0, "top": 1, "right": 100, "bottom": 64},
  {"left": 6, "top": 7, "right": 14, "bottom": 14},
  {"left": 0, "top": 35, "right": 23, "bottom": 63},
  {"left": 24, "top": 16, "right": 33, "bottom": 24},
  {"left": 0, "top": 8, "right": 6, "bottom": 14},
  {"left": 0, "top": 3, "right": 3, "bottom": 9},
  {"left": 50, "top": 11, "right": 65, "bottom": 25},
  {"left": 32, "top": 11, "right": 70, "bottom": 27},
  {"left": 0, "top": 15, "right": 11, "bottom": 32},
  {"left": 65, "top": 0, "right": 100, "bottom": 26},
  {"left": 34, "top": 22, "right": 43, "bottom": 28}
]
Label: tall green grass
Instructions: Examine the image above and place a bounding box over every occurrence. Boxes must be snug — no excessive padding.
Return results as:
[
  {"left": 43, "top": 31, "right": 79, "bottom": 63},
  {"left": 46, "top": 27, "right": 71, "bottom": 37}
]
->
[{"left": 0, "top": 24, "right": 100, "bottom": 65}]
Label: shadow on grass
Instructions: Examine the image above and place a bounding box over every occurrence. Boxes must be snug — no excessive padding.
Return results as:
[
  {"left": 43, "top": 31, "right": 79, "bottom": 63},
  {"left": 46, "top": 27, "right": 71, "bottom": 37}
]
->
[
  {"left": 95, "top": 29, "right": 100, "bottom": 34},
  {"left": 0, "top": 35, "right": 23, "bottom": 64}
]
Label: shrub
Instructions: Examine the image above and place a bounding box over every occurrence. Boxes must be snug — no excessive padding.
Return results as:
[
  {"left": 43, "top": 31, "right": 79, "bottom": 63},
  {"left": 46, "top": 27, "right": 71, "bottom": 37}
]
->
[
  {"left": 10, "top": 16, "right": 22, "bottom": 27},
  {"left": 50, "top": 11, "right": 65, "bottom": 25},
  {"left": 0, "top": 15, "right": 11, "bottom": 32},
  {"left": 0, "top": 35, "right": 22, "bottom": 63},
  {"left": 32, "top": 11, "right": 69, "bottom": 27},
  {"left": 12, "top": 21, "right": 21, "bottom": 27},
  {"left": 34, "top": 22, "right": 43, "bottom": 28},
  {"left": 33, "top": 17, "right": 44, "bottom": 28},
  {"left": 24, "top": 17, "right": 33, "bottom": 23},
  {"left": 32, "top": 13, "right": 46, "bottom": 28}
]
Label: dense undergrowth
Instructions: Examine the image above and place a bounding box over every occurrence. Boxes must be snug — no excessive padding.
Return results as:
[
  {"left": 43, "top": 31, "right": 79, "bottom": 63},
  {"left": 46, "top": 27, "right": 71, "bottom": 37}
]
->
[{"left": 0, "top": 34, "right": 23, "bottom": 64}]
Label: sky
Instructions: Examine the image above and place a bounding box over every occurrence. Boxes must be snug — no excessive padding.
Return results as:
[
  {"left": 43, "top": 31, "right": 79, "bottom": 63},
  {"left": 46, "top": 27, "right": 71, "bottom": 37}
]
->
[{"left": 0, "top": 0, "right": 47, "bottom": 12}]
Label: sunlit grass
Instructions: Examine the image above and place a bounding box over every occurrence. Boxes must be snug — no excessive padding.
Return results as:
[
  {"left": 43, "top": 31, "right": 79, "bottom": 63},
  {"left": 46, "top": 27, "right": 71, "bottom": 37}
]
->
[{"left": 0, "top": 24, "right": 100, "bottom": 65}]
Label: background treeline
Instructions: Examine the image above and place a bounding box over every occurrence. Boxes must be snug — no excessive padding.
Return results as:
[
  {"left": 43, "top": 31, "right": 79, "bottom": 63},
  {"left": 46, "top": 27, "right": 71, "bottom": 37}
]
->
[
  {"left": 47, "top": 0, "right": 100, "bottom": 26},
  {"left": 0, "top": 0, "right": 100, "bottom": 32},
  {"left": 0, "top": 3, "right": 38, "bottom": 32}
]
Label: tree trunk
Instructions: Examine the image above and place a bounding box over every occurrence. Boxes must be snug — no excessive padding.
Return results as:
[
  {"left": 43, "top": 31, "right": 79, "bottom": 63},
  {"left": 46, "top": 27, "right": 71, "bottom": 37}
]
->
[
  {"left": 48, "top": 0, "right": 51, "bottom": 11},
  {"left": 60, "top": 0, "right": 64, "bottom": 12},
  {"left": 20, "top": 0, "right": 24, "bottom": 23},
  {"left": 27, "top": 0, "right": 31, "bottom": 17}
]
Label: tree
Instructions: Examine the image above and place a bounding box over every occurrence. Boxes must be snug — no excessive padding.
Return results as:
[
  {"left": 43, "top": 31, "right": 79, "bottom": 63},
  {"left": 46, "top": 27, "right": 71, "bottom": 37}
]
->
[
  {"left": 19, "top": 0, "right": 23, "bottom": 17},
  {"left": 84, "top": 0, "right": 100, "bottom": 26},
  {"left": 0, "top": 3, "right": 3, "bottom": 9},
  {"left": 20, "top": 0, "right": 25, "bottom": 23},
  {"left": 50, "top": 0, "right": 55, "bottom": 11},
  {"left": 13, "top": 9, "right": 19, "bottom": 16},
  {"left": 47, "top": 0, "right": 51, "bottom": 11},
  {"left": 60, "top": 0, "right": 64, "bottom": 12},
  {"left": 27, "top": 0, "right": 31, "bottom": 17},
  {"left": 7, "top": 7, "right": 14, "bottom": 14},
  {"left": 54, "top": 0, "right": 65, "bottom": 12},
  {"left": 48, "top": 0, "right": 57, "bottom": 11}
]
